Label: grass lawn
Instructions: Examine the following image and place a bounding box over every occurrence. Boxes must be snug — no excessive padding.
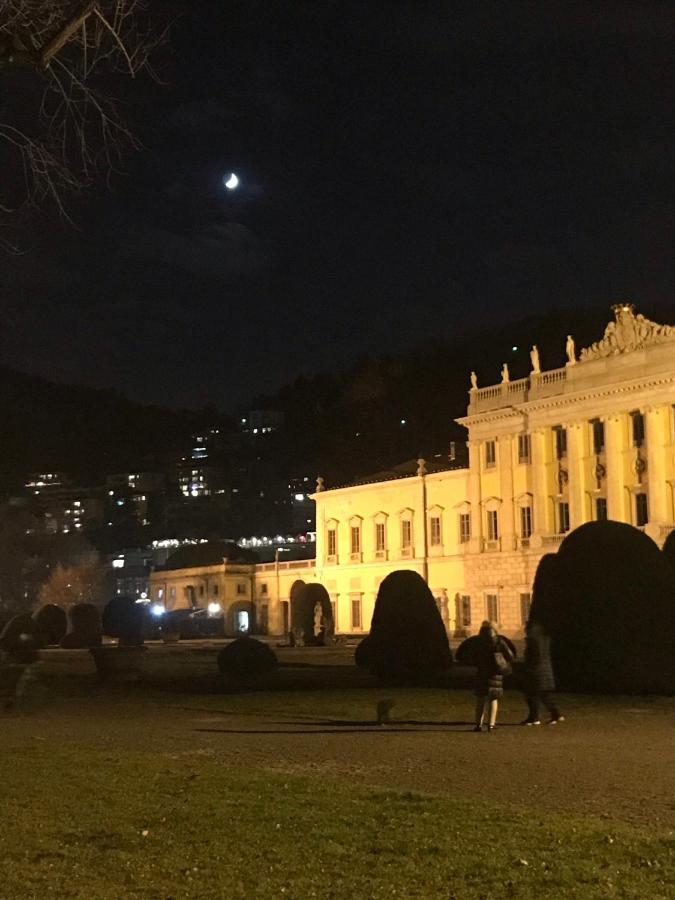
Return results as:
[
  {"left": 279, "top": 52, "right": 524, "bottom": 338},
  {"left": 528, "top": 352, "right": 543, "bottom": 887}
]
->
[
  {"left": 1, "top": 745, "right": 672, "bottom": 900},
  {"left": 0, "top": 648, "right": 673, "bottom": 898}
]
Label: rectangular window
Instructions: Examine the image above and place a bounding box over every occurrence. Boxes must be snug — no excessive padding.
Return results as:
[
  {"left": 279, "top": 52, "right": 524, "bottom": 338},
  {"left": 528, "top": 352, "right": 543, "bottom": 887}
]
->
[
  {"left": 591, "top": 418, "right": 605, "bottom": 454},
  {"left": 401, "top": 519, "right": 412, "bottom": 548},
  {"left": 330, "top": 598, "right": 337, "bottom": 629},
  {"left": 631, "top": 411, "right": 645, "bottom": 447},
  {"left": 429, "top": 516, "right": 442, "bottom": 546},
  {"left": 517, "top": 434, "right": 531, "bottom": 463},
  {"left": 520, "top": 506, "right": 532, "bottom": 539},
  {"left": 487, "top": 510, "right": 499, "bottom": 541},
  {"left": 375, "top": 522, "right": 386, "bottom": 552},
  {"left": 635, "top": 492, "right": 649, "bottom": 527},
  {"left": 350, "top": 525, "right": 361, "bottom": 554},
  {"left": 459, "top": 513, "right": 471, "bottom": 543},
  {"left": 327, "top": 528, "right": 337, "bottom": 557},
  {"left": 485, "top": 440, "right": 496, "bottom": 468},
  {"left": 558, "top": 502, "right": 570, "bottom": 534},
  {"left": 350, "top": 595, "right": 362, "bottom": 629},
  {"left": 236, "top": 582, "right": 247, "bottom": 595},
  {"left": 460, "top": 595, "right": 471, "bottom": 627},
  {"left": 169, "top": 587, "right": 176, "bottom": 600},
  {"left": 198, "top": 585, "right": 204, "bottom": 597},
  {"left": 486, "top": 594, "right": 498, "bottom": 622},
  {"left": 554, "top": 425, "right": 567, "bottom": 459},
  {"left": 260, "top": 583, "right": 268, "bottom": 595},
  {"left": 596, "top": 497, "right": 608, "bottom": 521},
  {"left": 212, "top": 583, "right": 219, "bottom": 596}
]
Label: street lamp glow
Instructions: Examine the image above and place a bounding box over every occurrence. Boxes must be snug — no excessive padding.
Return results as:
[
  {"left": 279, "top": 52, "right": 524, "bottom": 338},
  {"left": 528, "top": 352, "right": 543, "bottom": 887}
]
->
[{"left": 151, "top": 604, "right": 165, "bottom": 617}]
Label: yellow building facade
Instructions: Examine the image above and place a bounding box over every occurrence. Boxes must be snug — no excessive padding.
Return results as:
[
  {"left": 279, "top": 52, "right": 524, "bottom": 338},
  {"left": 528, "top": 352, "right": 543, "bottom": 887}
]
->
[{"left": 150, "top": 306, "right": 675, "bottom": 638}]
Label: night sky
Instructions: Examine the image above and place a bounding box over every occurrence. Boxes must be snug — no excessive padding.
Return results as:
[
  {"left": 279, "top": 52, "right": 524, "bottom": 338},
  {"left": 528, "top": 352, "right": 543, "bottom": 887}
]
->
[{"left": 2, "top": 1, "right": 673, "bottom": 409}]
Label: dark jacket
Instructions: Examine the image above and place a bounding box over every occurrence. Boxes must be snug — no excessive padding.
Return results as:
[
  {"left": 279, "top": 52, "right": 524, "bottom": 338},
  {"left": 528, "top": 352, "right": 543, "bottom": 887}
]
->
[
  {"left": 475, "top": 636, "right": 513, "bottom": 698},
  {"left": 524, "top": 622, "right": 556, "bottom": 693}
]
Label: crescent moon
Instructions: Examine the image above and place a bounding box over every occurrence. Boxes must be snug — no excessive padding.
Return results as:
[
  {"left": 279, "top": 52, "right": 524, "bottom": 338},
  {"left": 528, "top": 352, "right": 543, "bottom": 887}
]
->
[{"left": 224, "top": 172, "right": 239, "bottom": 190}]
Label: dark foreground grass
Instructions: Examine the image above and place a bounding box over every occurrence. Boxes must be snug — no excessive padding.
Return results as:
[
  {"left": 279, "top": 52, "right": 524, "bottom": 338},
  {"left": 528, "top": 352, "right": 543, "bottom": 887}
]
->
[{"left": 0, "top": 746, "right": 672, "bottom": 900}]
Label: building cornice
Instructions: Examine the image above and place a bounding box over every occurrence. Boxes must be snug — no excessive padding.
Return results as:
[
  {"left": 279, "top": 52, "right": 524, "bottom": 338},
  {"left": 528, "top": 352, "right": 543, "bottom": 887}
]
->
[{"left": 457, "top": 372, "right": 675, "bottom": 425}]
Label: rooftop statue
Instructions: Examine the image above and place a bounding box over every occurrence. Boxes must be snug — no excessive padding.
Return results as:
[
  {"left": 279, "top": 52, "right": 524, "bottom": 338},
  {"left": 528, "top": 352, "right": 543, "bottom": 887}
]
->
[
  {"left": 501, "top": 362, "right": 510, "bottom": 383},
  {"left": 566, "top": 335, "right": 576, "bottom": 365},
  {"left": 530, "top": 345, "right": 540, "bottom": 373},
  {"left": 470, "top": 370, "right": 478, "bottom": 390},
  {"left": 580, "top": 304, "right": 675, "bottom": 361}
]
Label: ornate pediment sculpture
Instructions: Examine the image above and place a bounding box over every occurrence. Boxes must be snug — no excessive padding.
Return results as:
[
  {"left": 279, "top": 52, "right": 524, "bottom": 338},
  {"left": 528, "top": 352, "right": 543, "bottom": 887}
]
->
[{"left": 579, "top": 304, "right": 675, "bottom": 361}]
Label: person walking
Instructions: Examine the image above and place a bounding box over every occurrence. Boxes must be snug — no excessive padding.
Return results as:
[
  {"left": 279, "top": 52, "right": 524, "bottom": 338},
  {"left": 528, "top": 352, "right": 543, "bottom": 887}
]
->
[
  {"left": 522, "top": 620, "right": 564, "bottom": 725},
  {"left": 473, "top": 621, "right": 514, "bottom": 733}
]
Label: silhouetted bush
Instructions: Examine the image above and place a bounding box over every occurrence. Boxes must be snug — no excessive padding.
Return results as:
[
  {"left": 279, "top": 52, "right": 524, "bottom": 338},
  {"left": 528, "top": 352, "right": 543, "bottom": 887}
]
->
[
  {"left": 530, "top": 522, "right": 675, "bottom": 693},
  {"left": 0, "top": 614, "right": 43, "bottom": 661},
  {"left": 291, "top": 583, "right": 334, "bottom": 645},
  {"left": 663, "top": 530, "right": 675, "bottom": 571},
  {"left": 60, "top": 603, "right": 102, "bottom": 648},
  {"left": 217, "top": 637, "right": 278, "bottom": 676},
  {"left": 355, "top": 570, "right": 452, "bottom": 683},
  {"left": 102, "top": 596, "right": 145, "bottom": 646},
  {"left": 33, "top": 604, "right": 67, "bottom": 646}
]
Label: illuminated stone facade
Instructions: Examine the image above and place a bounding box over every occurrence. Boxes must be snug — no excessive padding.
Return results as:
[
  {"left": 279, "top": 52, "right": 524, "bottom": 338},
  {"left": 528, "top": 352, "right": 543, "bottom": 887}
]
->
[{"left": 150, "top": 306, "right": 675, "bottom": 637}]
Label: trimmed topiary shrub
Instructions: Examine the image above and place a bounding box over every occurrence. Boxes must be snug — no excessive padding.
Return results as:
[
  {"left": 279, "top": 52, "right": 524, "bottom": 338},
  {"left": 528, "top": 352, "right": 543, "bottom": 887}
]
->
[
  {"left": 60, "top": 603, "right": 102, "bottom": 648},
  {"left": 530, "top": 522, "right": 675, "bottom": 693},
  {"left": 217, "top": 637, "right": 278, "bottom": 677},
  {"left": 663, "top": 529, "right": 675, "bottom": 572},
  {"left": 102, "top": 596, "right": 145, "bottom": 646},
  {"left": 33, "top": 604, "right": 67, "bottom": 646},
  {"left": 355, "top": 570, "right": 452, "bottom": 683},
  {"left": 292, "top": 583, "right": 334, "bottom": 646},
  {"left": 0, "top": 614, "right": 43, "bottom": 662}
]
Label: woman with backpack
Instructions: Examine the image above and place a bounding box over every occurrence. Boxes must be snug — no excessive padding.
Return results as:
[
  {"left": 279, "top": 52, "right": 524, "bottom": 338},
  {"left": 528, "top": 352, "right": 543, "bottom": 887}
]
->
[{"left": 472, "top": 620, "right": 514, "bottom": 732}]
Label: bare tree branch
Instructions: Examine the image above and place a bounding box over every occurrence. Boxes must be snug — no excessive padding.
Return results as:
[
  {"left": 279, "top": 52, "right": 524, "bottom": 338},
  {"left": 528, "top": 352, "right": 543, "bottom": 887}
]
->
[{"left": 0, "top": 1, "right": 167, "bottom": 240}]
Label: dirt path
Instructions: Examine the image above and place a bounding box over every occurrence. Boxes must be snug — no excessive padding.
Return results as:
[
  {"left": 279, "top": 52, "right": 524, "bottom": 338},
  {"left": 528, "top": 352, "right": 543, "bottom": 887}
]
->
[{"left": 2, "top": 682, "right": 673, "bottom": 829}]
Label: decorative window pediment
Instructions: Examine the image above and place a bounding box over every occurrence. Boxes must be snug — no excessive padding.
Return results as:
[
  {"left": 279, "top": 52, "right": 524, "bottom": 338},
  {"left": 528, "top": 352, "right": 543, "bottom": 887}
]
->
[
  {"left": 481, "top": 496, "right": 502, "bottom": 512},
  {"left": 514, "top": 492, "right": 533, "bottom": 508},
  {"left": 372, "top": 510, "right": 389, "bottom": 523}
]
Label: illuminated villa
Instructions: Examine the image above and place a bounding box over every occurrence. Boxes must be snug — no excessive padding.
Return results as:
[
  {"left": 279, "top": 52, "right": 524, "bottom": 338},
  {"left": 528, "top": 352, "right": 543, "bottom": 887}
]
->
[{"left": 150, "top": 305, "right": 675, "bottom": 637}]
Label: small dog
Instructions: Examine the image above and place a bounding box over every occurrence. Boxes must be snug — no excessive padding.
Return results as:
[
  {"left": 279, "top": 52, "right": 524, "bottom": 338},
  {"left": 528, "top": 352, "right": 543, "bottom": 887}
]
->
[{"left": 376, "top": 699, "right": 395, "bottom": 725}]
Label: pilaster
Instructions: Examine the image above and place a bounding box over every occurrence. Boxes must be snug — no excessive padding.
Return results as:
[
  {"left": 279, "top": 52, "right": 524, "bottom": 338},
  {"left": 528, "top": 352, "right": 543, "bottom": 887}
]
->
[
  {"left": 530, "top": 428, "right": 548, "bottom": 543},
  {"left": 467, "top": 440, "right": 483, "bottom": 552},
  {"left": 645, "top": 406, "right": 667, "bottom": 524},
  {"left": 604, "top": 415, "right": 626, "bottom": 522},
  {"left": 498, "top": 434, "right": 515, "bottom": 549},
  {"left": 566, "top": 422, "right": 586, "bottom": 529}
]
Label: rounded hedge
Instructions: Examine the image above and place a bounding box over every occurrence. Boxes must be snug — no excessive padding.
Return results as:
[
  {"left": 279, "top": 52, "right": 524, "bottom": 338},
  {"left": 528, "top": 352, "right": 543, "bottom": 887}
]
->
[
  {"left": 33, "top": 604, "right": 67, "bottom": 646},
  {"left": 355, "top": 569, "right": 452, "bottom": 682},
  {"left": 60, "top": 603, "right": 102, "bottom": 649},
  {"left": 663, "top": 529, "right": 675, "bottom": 571},
  {"left": 0, "top": 614, "right": 43, "bottom": 661},
  {"left": 291, "top": 582, "right": 334, "bottom": 645},
  {"left": 217, "top": 637, "right": 278, "bottom": 677},
  {"left": 530, "top": 522, "right": 675, "bottom": 693},
  {"left": 102, "top": 596, "right": 145, "bottom": 646}
]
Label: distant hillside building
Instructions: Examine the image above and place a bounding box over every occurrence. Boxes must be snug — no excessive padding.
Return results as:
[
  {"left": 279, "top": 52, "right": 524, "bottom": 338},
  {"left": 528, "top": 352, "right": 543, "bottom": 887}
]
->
[{"left": 149, "top": 306, "right": 675, "bottom": 637}]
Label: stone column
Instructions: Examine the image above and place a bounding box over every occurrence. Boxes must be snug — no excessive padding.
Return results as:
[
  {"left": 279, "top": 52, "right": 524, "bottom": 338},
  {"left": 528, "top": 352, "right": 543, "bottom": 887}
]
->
[
  {"left": 530, "top": 428, "right": 548, "bottom": 543},
  {"left": 604, "top": 415, "right": 625, "bottom": 522},
  {"left": 567, "top": 422, "right": 586, "bottom": 529},
  {"left": 467, "top": 440, "right": 483, "bottom": 552},
  {"left": 498, "top": 434, "right": 515, "bottom": 550},
  {"left": 645, "top": 406, "right": 667, "bottom": 524}
]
